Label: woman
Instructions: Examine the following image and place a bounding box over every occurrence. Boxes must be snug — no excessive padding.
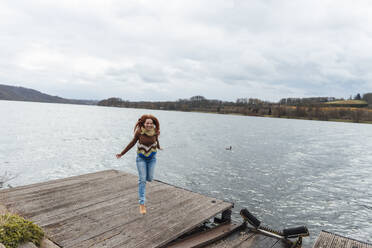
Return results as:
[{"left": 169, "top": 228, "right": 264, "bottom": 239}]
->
[{"left": 116, "top": 114, "right": 161, "bottom": 214}]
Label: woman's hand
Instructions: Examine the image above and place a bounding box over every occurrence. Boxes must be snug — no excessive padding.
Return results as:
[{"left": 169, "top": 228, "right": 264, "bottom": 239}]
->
[{"left": 116, "top": 154, "right": 122, "bottom": 159}]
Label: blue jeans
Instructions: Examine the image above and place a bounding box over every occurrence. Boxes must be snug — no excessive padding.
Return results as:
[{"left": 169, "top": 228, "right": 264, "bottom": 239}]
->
[{"left": 136, "top": 154, "right": 156, "bottom": 205}]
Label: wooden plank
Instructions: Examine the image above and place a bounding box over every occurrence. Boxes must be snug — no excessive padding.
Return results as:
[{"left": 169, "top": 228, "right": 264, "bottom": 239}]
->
[
  {"left": 85, "top": 194, "right": 230, "bottom": 248},
  {"left": 140, "top": 202, "right": 232, "bottom": 248},
  {"left": 192, "top": 228, "right": 290, "bottom": 248},
  {"left": 313, "top": 231, "right": 335, "bottom": 248},
  {"left": 9, "top": 179, "right": 139, "bottom": 226},
  {"left": 346, "top": 239, "right": 362, "bottom": 248},
  {"left": 0, "top": 173, "right": 133, "bottom": 215},
  {"left": 22, "top": 174, "right": 140, "bottom": 218},
  {"left": 68, "top": 193, "right": 211, "bottom": 247},
  {"left": 77, "top": 191, "right": 230, "bottom": 248},
  {"left": 271, "top": 239, "right": 290, "bottom": 248},
  {"left": 348, "top": 237, "right": 372, "bottom": 248},
  {"left": 166, "top": 223, "right": 243, "bottom": 248},
  {"left": 240, "top": 233, "right": 279, "bottom": 248},
  {"left": 204, "top": 232, "right": 256, "bottom": 248},
  {"left": 32, "top": 184, "right": 139, "bottom": 225},
  {"left": 330, "top": 234, "right": 349, "bottom": 248},
  {"left": 313, "top": 231, "right": 372, "bottom": 248},
  {"left": 238, "top": 233, "right": 268, "bottom": 248},
  {"left": 89, "top": 196, "right": 217, "bottom": 248},
  {"left": 1, "top": 172, "right": 133, "bottom": 206},
  {"left": 46, "top": 182, "right": 171, "bottom": 232},
  {"left": 0, "top": 170, "right": 120, "bottom": 195},
  {"left": 46, "top": 183, "right": 181, "bottom": 246}
]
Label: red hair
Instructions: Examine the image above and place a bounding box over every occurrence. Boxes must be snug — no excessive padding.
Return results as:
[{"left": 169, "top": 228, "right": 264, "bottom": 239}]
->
[{"left": 134, "top": 114, "right": 160, "bottom": 135}]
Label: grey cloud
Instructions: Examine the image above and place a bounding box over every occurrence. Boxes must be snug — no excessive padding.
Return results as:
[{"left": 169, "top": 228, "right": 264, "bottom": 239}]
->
[
  {"left": 133, "top": 64, "right": 168, "bottom": 83},
  {"left": 1, "top": 0, "right": 372, "bottom": 101}
]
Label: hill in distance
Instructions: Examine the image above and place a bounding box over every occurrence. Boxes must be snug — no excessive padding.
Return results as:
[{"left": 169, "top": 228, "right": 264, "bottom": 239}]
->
[{"left": 0, "top": 84, "right": 97, "bottom": 105}]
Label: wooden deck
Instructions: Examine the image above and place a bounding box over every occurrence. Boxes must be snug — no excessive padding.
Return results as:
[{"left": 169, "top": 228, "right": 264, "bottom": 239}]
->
[
  {"left": 0, "top": 170, "right": 232, "bottom": 248},
  {"left": 313, "top": 231, "right": 372, "bottom": 248}
]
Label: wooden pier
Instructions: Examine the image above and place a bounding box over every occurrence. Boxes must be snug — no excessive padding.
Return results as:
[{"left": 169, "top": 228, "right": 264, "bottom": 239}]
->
[
  {"left": 0, "top": 170, "right": 235, "bottom": 248},
  {"left": 313, "top": 231, "right": 372, "bottom": 248},
  {"left": 0, "top": 169, "right": 316, "bottom": 248}
]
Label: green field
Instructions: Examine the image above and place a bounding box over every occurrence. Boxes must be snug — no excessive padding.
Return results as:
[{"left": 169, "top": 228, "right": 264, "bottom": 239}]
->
[{"left": 325, "top": 100, "right": 368, "bottom": 107}]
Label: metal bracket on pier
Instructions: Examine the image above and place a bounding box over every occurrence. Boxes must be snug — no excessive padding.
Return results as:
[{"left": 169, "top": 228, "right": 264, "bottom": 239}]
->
[
  {"left": 240, "top": 208, "right": 309, "bottom": 248},
  {"left": 214, "top": 209, "right": 232, "bottom": 224}
]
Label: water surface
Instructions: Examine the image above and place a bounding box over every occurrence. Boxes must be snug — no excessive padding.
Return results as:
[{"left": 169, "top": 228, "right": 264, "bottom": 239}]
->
[{"left": 1, "top": 100, "right": 371, "bottom": 247}]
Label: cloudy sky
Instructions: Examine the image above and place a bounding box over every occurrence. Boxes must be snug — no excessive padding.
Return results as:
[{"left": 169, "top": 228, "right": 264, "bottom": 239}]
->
[{"left": 1, "top": 0, "right": 372, "bottom": 102}]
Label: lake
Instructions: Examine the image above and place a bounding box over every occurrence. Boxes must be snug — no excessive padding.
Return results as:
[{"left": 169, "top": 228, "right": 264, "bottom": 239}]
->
[{"left": 1, "top": 100, "right": 371, "bottom": 247}]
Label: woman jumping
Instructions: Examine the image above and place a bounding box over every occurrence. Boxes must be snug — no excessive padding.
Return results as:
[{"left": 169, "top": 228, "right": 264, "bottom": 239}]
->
[{"left": 116, "top": 114, "right": 161, "bottom": 214}]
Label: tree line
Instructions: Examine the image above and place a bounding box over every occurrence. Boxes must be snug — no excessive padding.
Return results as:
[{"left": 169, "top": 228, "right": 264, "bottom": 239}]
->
[{"left": 98, "top": 93, "right": 372, "bottom": 123}]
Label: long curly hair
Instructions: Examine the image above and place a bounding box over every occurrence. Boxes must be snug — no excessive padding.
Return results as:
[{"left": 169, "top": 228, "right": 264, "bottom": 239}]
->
[{"left": 134, "top": 114, "right": 160, "bottom": 135}]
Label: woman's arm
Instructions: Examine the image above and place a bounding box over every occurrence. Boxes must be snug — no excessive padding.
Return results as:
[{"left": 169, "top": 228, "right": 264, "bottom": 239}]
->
[
  {"left": 116, "top": 132, "right": 139, "bottom": 158},
  {"left": 156, "top": 136, "right": 161, "bottom": 149}
]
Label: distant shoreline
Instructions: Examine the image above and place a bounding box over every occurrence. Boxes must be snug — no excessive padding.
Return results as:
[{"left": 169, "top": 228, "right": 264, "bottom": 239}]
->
[
  {"left": 2, "top": 98, "right": 372, "bottom": 124},
  {"left": 97, "top": 95, "right": 372, "bottom": 124},
  {"left": 181, "top": 111, "right": 372, "bottom": 124},
  {"left": 2, "top": 91, "right": 372, "bottom": 124},
  {"left": 97, "top": 104, "right": 372, "bottom": 124}
]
